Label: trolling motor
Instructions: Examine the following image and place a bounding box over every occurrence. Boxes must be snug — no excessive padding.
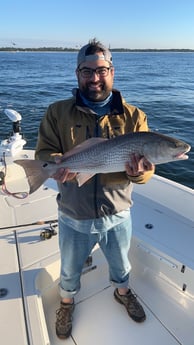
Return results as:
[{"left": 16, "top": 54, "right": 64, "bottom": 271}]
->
[{"left": 0, "top": 109, "right": 26, "bottom": 157}]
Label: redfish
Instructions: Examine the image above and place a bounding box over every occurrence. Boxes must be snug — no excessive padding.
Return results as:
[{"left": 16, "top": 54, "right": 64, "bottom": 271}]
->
[{"left": 14, "top": 131, "right": 191, "bottom": 194}]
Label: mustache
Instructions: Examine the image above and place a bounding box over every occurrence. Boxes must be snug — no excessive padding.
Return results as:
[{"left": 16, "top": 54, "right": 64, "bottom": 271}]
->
[
  {"left": 86, "top": 83, "right": 105, "bottom": 93},
  {"left": 87, "top": 81, "right": 103, "bottom": 86}
]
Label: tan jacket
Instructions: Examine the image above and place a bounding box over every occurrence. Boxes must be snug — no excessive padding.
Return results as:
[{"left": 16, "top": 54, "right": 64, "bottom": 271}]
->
[{"left": 35, "top": 89, "right": 154, "bottom": 219}]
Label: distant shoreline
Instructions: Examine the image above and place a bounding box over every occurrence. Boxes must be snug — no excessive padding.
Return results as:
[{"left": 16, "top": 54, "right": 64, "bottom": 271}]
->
[{"left": 0, "top": 47, "right": 194, "bottom": 53}]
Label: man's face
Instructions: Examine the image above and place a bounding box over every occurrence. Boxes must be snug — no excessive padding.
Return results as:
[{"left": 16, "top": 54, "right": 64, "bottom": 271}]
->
[{"left": 76, "top": 53, "right": 114, "bottom": 102}]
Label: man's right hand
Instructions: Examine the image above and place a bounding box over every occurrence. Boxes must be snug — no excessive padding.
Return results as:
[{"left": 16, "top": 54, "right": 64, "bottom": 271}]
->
[
  {"left": 51, "top": 156, "right": 77, "bottom": 182},
  {"left": 52, "top": 167, "right": 77, "bottom": 183}
]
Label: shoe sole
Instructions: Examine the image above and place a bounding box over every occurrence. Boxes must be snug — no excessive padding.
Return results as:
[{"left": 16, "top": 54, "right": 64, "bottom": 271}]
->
[{"left": 56, "top": 330, "right": 72, "bottom": 339}]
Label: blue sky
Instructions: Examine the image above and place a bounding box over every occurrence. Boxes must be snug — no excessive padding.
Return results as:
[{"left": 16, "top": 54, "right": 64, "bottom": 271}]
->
[{"left": 1, "top": 0, "right": 194, "bottom": 49}]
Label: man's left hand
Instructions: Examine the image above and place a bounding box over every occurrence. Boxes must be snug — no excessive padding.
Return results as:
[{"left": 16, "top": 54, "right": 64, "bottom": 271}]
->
[{"left": 126, "top": 153, "right": 154, "bottom": 176}]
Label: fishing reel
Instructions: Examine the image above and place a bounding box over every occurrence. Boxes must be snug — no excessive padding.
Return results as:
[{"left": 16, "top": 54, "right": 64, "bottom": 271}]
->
[{"left": 40, "top": 223, "right": 58, "bottom": 240}]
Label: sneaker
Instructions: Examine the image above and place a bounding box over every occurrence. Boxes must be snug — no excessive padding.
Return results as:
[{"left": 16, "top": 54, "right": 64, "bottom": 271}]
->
[
  {"left": 114, "top": 288, "right": 146, "bottom": 322},
  {"left": 56, "top": 301, "right": 75, "bottom": 339}
]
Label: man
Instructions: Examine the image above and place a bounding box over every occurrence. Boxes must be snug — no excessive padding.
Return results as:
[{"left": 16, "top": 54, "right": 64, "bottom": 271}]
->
[{"left": 35, "top": 38, "right": 155, "bottom": 339}]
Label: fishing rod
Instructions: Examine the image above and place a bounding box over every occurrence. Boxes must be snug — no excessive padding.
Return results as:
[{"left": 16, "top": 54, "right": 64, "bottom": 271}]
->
[{"left": 0, "top": 219, "right": 58, "bottom": 231}]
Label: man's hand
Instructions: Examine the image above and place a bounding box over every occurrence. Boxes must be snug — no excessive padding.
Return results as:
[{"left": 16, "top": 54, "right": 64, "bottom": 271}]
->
[
  {"left": 126, "top": 153, "right": 154, "bottom": 176},
  {"left": 52, "top": 157, "right": 77, "bottom": 183},
  {"left": 52, "top": 167, "right": 77, "bottom": 183}
]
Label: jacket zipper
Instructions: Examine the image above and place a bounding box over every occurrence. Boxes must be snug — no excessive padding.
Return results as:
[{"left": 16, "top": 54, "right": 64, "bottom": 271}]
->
[{"left": 94, "top": 116, "right": 101, "bottom": 218}]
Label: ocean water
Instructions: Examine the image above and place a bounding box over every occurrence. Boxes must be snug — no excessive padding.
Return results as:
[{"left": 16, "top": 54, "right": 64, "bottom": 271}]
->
[{"left": 0, "top": 51, "right": 193, "bottom": 189}]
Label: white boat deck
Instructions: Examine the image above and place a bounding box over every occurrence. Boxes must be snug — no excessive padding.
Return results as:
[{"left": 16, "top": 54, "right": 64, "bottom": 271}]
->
[{"left": 0, "top": 174, "right": 194, "bottom": 345}]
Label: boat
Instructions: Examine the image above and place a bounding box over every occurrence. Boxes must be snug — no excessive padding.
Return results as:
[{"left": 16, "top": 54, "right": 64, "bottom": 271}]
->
[{"left": 0, "top": 109, "right": 193, "bottom": 345}]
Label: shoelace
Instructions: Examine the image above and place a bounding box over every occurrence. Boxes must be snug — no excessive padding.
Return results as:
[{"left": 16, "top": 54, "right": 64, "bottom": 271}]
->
[{"left": 56, "top": 305, "right": 73, "bottom": 326}]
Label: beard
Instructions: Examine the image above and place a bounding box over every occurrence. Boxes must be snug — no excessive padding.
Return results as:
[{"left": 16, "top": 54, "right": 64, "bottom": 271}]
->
[{"left": 79, "top": 81, "right": 112, "bottom": 102}]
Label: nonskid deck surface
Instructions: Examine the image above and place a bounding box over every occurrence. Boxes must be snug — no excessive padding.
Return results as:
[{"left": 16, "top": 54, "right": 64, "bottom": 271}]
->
[
  {"left": 39, "top": 235, "right": 194, "bottom": 345},
  {"left": 43, "top": 284, "right": 181, "bottom": 345},
  {"left": 2, "top": 223, "right": 193, "bottom": 345},
  {"left": 0, "top": 174, "right": 194, "bottom": 345},
  {"left": 42, "top": 246, "right": 187, "bottom": 345}
]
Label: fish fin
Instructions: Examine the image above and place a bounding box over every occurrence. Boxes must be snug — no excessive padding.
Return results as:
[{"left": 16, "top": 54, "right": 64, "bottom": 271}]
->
[
  {"left": 76, "top": 172, "right": 95, "bottom": 187},
  {"left": 14, "top": 159, "right": 50, "bottom": 194},
  {"left": 62, "top": 137, "right": 108, "bottom": 160}
]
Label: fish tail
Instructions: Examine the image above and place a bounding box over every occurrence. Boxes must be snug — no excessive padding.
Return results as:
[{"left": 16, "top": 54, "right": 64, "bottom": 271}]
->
[{"left": 14, "top": 159, "right": 50, "bottom": 194}]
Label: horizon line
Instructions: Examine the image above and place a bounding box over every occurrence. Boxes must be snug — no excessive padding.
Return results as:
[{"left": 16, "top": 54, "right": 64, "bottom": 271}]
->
[{"left": 0, "top": 47, "right": 194, "bottom": 52}]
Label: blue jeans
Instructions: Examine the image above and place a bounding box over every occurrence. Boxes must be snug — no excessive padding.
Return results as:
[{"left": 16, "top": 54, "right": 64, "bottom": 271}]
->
[{"left": 58, "top": 213, "right": 132, "bottom": 298}]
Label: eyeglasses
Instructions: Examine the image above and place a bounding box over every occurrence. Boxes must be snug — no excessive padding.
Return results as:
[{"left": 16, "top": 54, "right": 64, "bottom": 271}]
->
[{"left": 78, "top": 67, "right": 112, "bottom": 78}]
